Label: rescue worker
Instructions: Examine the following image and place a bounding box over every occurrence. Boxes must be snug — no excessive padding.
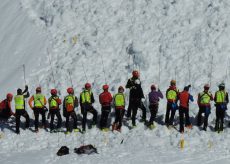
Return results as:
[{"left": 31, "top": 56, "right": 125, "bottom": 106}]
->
[
  {"left": 0, "top": 93, "right": 14, "bottom": 120},
  {"left": 214, "top": 83, "right": 229, "bottom": 132},
  {"left": 178, "top": 85, "right": 193, "bottom": 133},
  {"left": 48, "top": 89, "right": 62, "bottom": 132},
  {"left": 29, "top": 87, "right": 47, "bottom": 132},
  {"left": 80, "top": 83, "right": 98, "bottom": 132},
  {"left": 99, "top": 84, "right": 113, "bottom": 131},
  {"left": 126, "top": 70, "right": 146, "bottom": 127},
  {"left": 147, "top": 84, "right": 163, "bottom": 129},
  {"left": 14, "top": 85, "right": 30, "bottom": 134},
  {"left": 112, "top": 86, "right": 126, "bottom": 132},
  {"left": 197, "top": 84, "right": 213, "bottom": 131},
  {"left": 165, "top": 80, "right": 179, "bottom": 127},
  {"left": 63, "top": 87, "right": 79, "bottom": 133}
]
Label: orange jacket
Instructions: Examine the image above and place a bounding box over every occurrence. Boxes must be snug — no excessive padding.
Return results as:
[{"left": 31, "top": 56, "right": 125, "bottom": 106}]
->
[{"left": 28, "top": 95, "right": 47, "bottom": 109}]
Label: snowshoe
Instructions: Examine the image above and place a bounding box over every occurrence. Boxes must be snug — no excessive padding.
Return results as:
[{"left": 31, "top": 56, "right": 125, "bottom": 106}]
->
[{"left": 74, "top": 128, "right": 81, "bottom": 133}]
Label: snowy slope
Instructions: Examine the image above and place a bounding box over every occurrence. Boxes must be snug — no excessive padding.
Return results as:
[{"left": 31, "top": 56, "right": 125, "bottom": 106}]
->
[{"left": 1, "top": 0, "right": 230, "bottom": 163}]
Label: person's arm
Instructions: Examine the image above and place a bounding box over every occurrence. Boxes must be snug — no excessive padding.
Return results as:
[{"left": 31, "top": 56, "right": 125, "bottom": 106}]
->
[
  {"left": 99, "top": 93, "right": 102, "bottom": 105},
  {"left": 189, "top": 94, "right": 194, "bottom": 102},
  {"left": 22, "top": 85, "right": 28, "bottom": 94},
  {"left": 214, "top": 92, "right": 217, "bottom": 103},
  {"left": 44, "top": 97, "right": 47, "bottom": 106},
  {"left": 226, "top": 92, "right": 229, "bottom": 104},
  {"left": 8, "top": 101, "right": 15, "bottom": 116},
  {"left": 28, "top": 96, "right": 34, "bottom": 109},
  {"left": 74, "top": 96, "right": 79, "bottom": 107},
  {"left": 158, "top": 90, "right": 163, "bottom": 99},
  {"left": 23, "top": 90, "right": 30, "bottom": 99},
  {"left": 91, "top": 93, "right": 95, "bottom": 104}
]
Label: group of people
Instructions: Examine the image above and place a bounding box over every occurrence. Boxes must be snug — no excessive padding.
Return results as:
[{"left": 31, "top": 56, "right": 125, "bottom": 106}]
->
[{"left": 0, "top": 70, "right": 229, "bottom": 134}]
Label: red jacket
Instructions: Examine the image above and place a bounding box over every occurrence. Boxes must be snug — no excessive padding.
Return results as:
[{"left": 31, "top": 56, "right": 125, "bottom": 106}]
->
[{"left": 99, "top": 91, "right": 113, "bottom": 106}]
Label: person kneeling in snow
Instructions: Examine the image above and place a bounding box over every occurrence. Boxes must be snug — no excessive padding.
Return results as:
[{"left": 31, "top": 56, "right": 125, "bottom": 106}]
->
[
  {"left": 112, "top": 86, "right": 126, "bottom": 132},
  {"left": 99, "top": 84, "right": 113, "bottom": 131},
  {"left": 178, "top": 85, "right": 194, "bottom": 133},
  {"left": 0, "top": 93, "right": 14, "bottom": 120},
  {"left": 147, "top": 84, "right": 163, "bottom": 129}
]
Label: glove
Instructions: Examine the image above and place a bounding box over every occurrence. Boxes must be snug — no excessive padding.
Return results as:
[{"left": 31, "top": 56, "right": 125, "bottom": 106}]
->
[{"left": 25, "top": 85, "right": 28, "bottom": 90}]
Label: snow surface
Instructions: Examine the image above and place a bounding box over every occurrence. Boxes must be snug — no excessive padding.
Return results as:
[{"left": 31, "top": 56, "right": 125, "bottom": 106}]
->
[{"left": 1, "top": 0, "right": 230, "bottom": 163}]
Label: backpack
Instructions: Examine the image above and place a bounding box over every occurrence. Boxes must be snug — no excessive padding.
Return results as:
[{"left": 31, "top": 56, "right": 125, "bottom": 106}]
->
[{"left": 57, "top": 146, "right": 69, "bottom": 156}]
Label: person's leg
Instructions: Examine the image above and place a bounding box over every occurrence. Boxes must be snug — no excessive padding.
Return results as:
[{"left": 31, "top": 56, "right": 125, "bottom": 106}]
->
[
  {"left": 34, "top": 109, "right": 39, "bottom": 131},
  {"left": 197, "top": 107, "right": 203, "bottom": 126},
  {"left": 50, "top": 112, "right": 55, "bottom": 131},
  {"left": 22, "top": 110, "right": 30, "bottom": 128},
  {"left": 89, "top": 106, "right": 98, "bottom": 125},
  {"left": 56, "top": 111, "right": 62, "bottom": 129},
  {"left": 139, "top": 102, "right": 146, "bottom": 121},
  {"left": 15, "top": 111, "right": 21, "bottom": 134},
  {"left": 131, "top": 103, "right": 138, "bottom": 126},
  {"left": 165, "top": 103, "right": 171, "bottom": 125},
  {"left": 65, "top": 113, "right": 70, "bottom": 132},
  {"left": 71, "top": 111, "right": 78, "bottom": 129},
  {"left": 185, "top": 108, "right": 191, "bottom": 126}
]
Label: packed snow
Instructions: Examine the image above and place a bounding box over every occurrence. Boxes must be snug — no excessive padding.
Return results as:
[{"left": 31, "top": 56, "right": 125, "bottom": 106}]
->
[{"left": 1, "top": 0, "right": 230, "bottom": 163}]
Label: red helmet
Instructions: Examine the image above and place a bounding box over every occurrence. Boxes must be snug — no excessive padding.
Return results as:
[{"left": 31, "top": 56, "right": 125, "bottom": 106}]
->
[
  {"left": 151, "top": 84, "right": 156, "bottom": 91},
  {"left": 204, "top": 84, "right": 210, "bottom": 90},
  {"left": 67, "top": 87, "right": 74, "bottom": 94},
  {"left": 6, "top": 93, "right": 13, "bottom": 100},
  {"left": 36, "top": 87, "right": 41, "bottom": 92},
  {"left": 132, "top": 70, "right": 139, "bottom": 78},
  {"left": 103, "top": 84, "right": 109, "bottom": 90},
  {"left": 85, "top": 83, "right": 91, "bottom": 89},
  {"left": 51, "top": 89, "right": 57, "bottom": 95},
  {"left": 118, "top": 86, "right": 124, "bottom": 92}
]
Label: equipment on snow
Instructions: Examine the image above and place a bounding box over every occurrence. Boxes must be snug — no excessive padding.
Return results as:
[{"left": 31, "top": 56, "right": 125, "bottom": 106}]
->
[
  {"left": 74, "top": 144, "right": 98, "bottom": 155},
  {"left": 57, "top": 146, "right": 69, "bottom": 156}
]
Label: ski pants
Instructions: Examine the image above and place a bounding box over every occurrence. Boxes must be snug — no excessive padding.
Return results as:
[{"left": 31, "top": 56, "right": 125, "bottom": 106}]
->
[
  {"left": 148, "top": 103, "right": 158, "bottom": 125},
  {"left": 215, "top": 105, "right": 225, "bottom": 131},
  {"left": 165, "top": 102, "right": 176, "bottom": 126},
  {"left": 15, "top": 110, "right": 30, "bottom": 133},
  {"left": 127, "top": 99, "right": 146, "bottom": 126},
  {"left": 65, "top": 111, "right": 77, "bottom": 131},
  {"left": 100, "top": 106, "right": 111, "bottom": 129},
  {"left": 114, "top": 108, "right": 125, "bottom": 128},
  {"left": 197, "top": 106, "right": 210, "bottom": 128},
  {"left": 33, "top": 108, "right": 46, "bottom": 130},
  {"left": 49, "top": 109, "right": 62, "bottom": 130},
  {"left": 179, "top": 106, "right": 191, "bottom": 132},
  {"left": 82, "top": 104, "right": 98, "bottom": 131}
]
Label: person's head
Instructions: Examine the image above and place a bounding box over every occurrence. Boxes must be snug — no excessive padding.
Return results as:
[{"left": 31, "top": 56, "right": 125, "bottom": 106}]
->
[
  {"left": 151, "top": 84, "right": 156, "bottom": 91},
  {"left": 67, "top": 87, "right": 74, "bottom": 94},
  {"left": 118, "top": 86, "right": 124, "bottom": 93},
  {"left": 102, "top": 84, "right": 109, "bottom": 91},
  {"left": 36, "top": 87, "right": 41, "bottom": 94},
  {"left": 204, "top": 84, "right": 210, "bottom": 91},
  {"left": 132, "top": 70, "right": 139, "bottom": 79},
  {"left": 184, "top": 84, "right": 191, "bottom": 92},
  {"left": 218, "top": 83, "right": 225, "bottom": 91},
  {"left": 170, "top": 80, "right": 176, "bottom": 86},
  {"left": 85, "top": 83, "right": 91, "bottom": 90},
  {"left": 17, "top": 88, "right": 22, "bottom": 95},
  {"left": 51, "top": 89, "right": 57, "bottom": 96},
  {"left": 6, "top": 93, "right": 13, "bottom": 101}
]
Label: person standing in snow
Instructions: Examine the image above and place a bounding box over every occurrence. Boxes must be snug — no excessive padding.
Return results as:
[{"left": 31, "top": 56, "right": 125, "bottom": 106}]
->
[
  {"left": 147, "top": 84, "right": 163, "bottom": 129},
  {"left": 214, "top": 83, "right": 229, "bottom": 132},
  {"left": 80, "top": 83, "right": 98, "bottom": 132},
  {"left": 178, "top": 85, "right": 193, "bottom": 133},
  {"left": 48, "top": 89, "right": 62, "bottom": 132},
  {"left": 126, "top": 70, "right": 146, "bottom": 127},
  {"left": 165, "top": 80, "right": 179, "bottom": 127},
  {"left": 14, "top": 85, "right": 30, "bottom": 134},
  {"left": 197, "top": 84, "right": 213, "bottom": 131},
  {"left": 29, "top": 87, "right": 47, "bottom": 132},
  {"left": 112, "top": 86, "right": 126, "bottom": 132},
  {"left": 63, "top": 87, "right": 79, "bottom": 133},
  {"left": 0, "top": 93, "right": 14, "bottom": 120},
  {"left": 99, "top": 84, "right": 113, "bottom": 131}
]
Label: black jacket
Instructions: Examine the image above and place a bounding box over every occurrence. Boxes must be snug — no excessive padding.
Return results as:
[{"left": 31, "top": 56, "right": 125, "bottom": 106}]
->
[{"left": 126, "top": 77, "right": 144, "bottom": 100}]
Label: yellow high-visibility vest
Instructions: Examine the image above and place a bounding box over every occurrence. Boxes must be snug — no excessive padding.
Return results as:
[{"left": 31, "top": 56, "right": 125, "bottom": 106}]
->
[
  {"left": 114, "top": 93, "right": 125, "bottom": 107},
  {"left": 14, "top": 95, "right": 24, "bottom": 110}
]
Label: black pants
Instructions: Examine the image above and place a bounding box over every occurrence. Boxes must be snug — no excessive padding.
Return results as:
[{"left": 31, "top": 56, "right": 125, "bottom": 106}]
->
[
  {"left": 49, "top": 109, "right": 62, "bottom": 130},
  {"left": 148, "top": 104, "right": 158, "bottom": 125},
  {"left": 15, "top": 110, "right": 30, "bottom": 133},
  {"left": 0, "top": 109, "right": 11, "bottom": 120},
  {"left": 215, "top": 105, "right": 225, "bottom": 131},
  {"left": 179, "top": 107, "right": 191, "bottom": 132},
  {"left": 34, "top": 108, "right": 46, "bottom": 130},
  {"left": 114, "top": 108, "right": 125, "bottom": 128},
  {"left": 82, "top": 104, "right": 98, "bottom": 131},
  {"left": 100, "top": 106, "right": 111, "bottom": 129},
  {"left": 165, "top": 102, "right": 176, "bottom": 126},
  {"left": 126, "top": 99, "right": 146, "bottom": 120},
  {"left": 65, "top": 111, "right": 77, "bottom": 131},
  {"left": 197, "top": 106, "right": 210, "bottom": 128}
]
